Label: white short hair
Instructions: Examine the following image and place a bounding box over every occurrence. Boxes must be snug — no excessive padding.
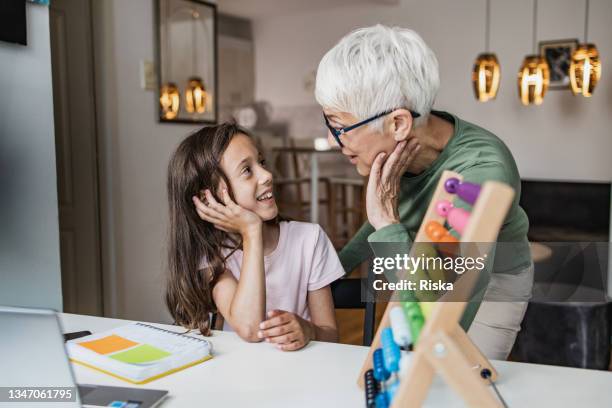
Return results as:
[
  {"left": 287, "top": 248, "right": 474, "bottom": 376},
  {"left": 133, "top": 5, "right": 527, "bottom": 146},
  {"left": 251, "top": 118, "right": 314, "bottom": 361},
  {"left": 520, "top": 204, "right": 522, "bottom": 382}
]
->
[{"left": 315, "top": 25, "right": 439, "bottom": 129}]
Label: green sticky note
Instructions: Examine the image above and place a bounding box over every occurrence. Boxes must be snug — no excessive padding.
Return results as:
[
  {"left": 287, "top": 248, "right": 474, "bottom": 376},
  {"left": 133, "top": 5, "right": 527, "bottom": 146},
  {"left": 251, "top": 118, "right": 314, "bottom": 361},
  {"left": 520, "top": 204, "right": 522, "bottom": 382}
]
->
[{"left": 109, "top": 344, "right": 171, "bottom": 364}]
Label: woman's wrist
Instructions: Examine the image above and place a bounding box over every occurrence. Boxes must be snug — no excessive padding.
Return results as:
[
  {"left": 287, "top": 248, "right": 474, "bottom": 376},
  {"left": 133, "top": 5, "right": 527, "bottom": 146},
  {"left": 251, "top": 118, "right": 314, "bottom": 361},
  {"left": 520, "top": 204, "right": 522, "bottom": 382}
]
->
[{"left": 372, "top": 218, "right": 399, "bottom": 231}]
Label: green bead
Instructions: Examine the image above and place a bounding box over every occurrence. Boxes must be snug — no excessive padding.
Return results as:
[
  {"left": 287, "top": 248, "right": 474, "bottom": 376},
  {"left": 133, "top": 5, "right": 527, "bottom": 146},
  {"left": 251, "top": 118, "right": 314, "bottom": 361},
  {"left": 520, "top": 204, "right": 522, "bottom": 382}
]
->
[{"left": 402, "top": 301, "right": 425, "bottom": 345}]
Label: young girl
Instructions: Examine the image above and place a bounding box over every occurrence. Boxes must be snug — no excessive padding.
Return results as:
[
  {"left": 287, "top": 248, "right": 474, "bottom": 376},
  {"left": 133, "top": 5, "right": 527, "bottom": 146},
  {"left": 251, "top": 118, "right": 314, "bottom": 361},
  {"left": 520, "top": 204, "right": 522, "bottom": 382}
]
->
[{"left": 166, "top": 123, "right": 344, "bottom": 351}]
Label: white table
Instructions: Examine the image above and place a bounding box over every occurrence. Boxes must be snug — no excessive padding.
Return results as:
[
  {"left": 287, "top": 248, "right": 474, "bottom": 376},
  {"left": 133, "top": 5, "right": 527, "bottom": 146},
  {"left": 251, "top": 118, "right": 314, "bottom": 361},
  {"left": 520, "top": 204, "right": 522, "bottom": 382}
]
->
[{"left": 59, "top": 313, "right": 612, "bottom": 407}]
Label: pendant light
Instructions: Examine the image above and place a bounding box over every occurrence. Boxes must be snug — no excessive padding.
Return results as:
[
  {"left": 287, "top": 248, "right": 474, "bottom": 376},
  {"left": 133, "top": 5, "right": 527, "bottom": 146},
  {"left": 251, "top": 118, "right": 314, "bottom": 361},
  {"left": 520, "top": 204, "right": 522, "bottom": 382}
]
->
[
  {"left": 160, "top": 83, "right": 180, "bottom": 120},
  {"left": 159, "top": 0, "right": 180, "bottom": 119},
  {"left": 472, "top": 0, "right": 500, "bottom": 102},
  {"left": 517, "top": 0, "right": 549, "bottom": 106},
  {"left": 570, "top": 0, "right": 601, "bottom": 97},
  {"left": 185, "top": 10, "right": 208, "bottom": 114}
]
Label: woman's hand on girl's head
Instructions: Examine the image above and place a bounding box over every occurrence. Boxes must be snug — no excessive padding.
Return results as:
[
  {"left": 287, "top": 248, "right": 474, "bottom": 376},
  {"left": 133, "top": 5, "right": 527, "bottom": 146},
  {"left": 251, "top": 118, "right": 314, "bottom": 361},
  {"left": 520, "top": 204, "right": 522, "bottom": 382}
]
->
[
  {"left": 257, "top": 310, "right": 314, "bottom": 351},
  {"left": 366, "top": 138, "right": 420, "bottom": 230},
  {"left": 192, "top": 188, "right": 262, "bottom": 237}
]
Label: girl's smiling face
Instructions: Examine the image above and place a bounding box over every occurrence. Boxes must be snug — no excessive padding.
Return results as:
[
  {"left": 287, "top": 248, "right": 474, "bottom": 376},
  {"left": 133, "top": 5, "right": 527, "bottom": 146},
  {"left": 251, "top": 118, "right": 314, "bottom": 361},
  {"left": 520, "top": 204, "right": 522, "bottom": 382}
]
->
[{"left": 219, "top": 133, "right": 278, "bottom": 220}]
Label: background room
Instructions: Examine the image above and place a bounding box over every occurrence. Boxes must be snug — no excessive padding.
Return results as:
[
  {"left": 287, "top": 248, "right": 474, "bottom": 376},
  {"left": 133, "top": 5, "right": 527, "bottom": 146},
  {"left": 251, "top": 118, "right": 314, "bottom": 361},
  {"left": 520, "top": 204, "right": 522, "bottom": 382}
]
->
[{"left": 1, "top": 0, "right": 610, "bottom": 372}]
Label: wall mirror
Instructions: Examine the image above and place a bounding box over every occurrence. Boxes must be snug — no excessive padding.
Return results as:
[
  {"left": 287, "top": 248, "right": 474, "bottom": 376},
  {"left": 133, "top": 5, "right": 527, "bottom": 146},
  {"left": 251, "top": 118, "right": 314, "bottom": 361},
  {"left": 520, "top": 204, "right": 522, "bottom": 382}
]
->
[{"left": 156, "top": 0, "right": 217, "bottom": 124}]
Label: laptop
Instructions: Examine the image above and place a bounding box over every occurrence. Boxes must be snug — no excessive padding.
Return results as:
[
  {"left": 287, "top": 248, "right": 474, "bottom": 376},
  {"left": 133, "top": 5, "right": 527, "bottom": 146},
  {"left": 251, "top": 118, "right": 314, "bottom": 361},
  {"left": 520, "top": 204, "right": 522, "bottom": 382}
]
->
[{"left": 0, "top": 306, "right": 168, "bottom": 408}]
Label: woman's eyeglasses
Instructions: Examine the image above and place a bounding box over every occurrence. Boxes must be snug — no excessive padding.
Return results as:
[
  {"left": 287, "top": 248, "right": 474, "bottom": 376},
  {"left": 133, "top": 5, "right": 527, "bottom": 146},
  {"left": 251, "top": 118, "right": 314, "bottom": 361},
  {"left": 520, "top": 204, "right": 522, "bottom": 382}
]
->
[{"left": 323, "top": 108, "right": 421, "bottom": 148}]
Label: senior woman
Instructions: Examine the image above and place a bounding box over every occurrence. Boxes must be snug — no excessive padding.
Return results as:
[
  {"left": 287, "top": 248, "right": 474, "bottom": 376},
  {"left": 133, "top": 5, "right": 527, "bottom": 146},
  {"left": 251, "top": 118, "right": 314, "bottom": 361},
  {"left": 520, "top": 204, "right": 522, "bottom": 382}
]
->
[{"left": 315, "top": 25, "right": 533, "bottom": 360}]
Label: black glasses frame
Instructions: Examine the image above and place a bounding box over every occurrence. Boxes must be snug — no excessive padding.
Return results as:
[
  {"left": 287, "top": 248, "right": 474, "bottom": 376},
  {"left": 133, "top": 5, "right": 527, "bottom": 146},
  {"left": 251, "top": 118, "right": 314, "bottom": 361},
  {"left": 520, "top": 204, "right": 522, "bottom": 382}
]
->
[{"left": 323, "top": 108, "right": 421, "bottom": 148}]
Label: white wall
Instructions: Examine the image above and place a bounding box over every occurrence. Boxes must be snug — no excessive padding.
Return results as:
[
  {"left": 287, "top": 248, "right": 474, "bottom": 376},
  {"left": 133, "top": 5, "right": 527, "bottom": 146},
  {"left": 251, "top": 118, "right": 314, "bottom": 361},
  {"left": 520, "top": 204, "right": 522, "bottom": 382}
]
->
[
  {"left": 252, "top": 0, "right": 612, "bottom": 182},
  {"left": 0, "top": 4, "right": 62, "bottom": 311},
  {"left": 93, "top": 0, "right": 213, "bottom": 322}
]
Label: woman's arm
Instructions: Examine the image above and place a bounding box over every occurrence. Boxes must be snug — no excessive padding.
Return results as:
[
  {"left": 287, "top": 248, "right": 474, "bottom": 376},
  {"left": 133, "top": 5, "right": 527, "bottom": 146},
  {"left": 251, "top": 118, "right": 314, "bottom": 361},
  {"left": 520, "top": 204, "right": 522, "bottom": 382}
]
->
[{"left": 338, "top": 221, "right": 375, "bottom": 274}]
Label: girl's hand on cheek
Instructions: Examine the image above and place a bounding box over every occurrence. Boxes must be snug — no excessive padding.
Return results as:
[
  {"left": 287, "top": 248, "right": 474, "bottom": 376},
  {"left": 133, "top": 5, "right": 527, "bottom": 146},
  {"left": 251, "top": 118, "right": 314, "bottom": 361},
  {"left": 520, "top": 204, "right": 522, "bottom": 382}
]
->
[
  {"left": 192, "top": 188, "right": 262, "bottom": 237},
  {"left": 258, "top": 310, "right": 314, "bottom": 351}
]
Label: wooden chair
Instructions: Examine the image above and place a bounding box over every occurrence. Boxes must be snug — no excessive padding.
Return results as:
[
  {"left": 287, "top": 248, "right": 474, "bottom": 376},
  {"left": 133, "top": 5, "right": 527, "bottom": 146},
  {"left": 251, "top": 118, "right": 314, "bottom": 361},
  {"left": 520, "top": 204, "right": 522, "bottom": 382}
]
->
[
  {"left": 331, "top": 259, "right": 378, "bottom": 346},
  {"left": 327, "top": 177, "right": 367, "bottom": 248},
  {"left": 272, "top": 140, "right": 333, "bottom": 223}
]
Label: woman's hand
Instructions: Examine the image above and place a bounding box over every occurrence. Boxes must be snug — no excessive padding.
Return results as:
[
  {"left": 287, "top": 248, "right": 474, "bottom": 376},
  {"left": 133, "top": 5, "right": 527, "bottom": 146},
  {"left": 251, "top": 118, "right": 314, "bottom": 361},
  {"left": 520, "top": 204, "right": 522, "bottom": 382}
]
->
[
  {"left": 257, "top": 310, "right": 314, "bottom": 351},
  {"left": 192, "top": 188, "right": 262, "bottom": 237},
  {"left": 366, "top": 138, "right": 420, "bottom": 230}
]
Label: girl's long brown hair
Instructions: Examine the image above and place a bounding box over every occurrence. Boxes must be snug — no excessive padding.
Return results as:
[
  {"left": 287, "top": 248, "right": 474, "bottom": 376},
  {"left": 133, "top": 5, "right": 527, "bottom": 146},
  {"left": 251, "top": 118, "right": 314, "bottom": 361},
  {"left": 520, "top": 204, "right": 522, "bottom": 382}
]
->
[{"left": 166, "top": 123, "right": 252, "bottom": 336}]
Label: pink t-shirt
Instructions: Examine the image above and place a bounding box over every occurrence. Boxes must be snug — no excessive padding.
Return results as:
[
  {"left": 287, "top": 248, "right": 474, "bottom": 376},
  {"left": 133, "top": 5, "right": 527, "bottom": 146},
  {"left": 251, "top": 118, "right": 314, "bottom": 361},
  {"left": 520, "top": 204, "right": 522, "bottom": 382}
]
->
[{"left": 200, "top": 221, "right": 344, "bottom": 331}]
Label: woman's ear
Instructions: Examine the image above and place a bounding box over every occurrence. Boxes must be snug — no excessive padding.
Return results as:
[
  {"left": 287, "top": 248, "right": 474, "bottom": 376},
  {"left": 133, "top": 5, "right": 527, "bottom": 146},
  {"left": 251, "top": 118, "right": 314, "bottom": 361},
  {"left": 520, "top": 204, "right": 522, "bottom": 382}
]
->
[{"left": 388, "top": 109, "right": 413, "bottom": 142}]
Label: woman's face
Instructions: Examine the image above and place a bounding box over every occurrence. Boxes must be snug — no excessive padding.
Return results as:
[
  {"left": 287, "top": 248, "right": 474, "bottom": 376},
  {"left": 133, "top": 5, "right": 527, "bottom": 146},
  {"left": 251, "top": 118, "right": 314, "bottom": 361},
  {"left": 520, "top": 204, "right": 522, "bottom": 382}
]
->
[
  {"left": 323, "top": 109, "right": 397, "bottom": 176},
  {"left": 219, "top": 133, "right": 278, "bottom": 221}
]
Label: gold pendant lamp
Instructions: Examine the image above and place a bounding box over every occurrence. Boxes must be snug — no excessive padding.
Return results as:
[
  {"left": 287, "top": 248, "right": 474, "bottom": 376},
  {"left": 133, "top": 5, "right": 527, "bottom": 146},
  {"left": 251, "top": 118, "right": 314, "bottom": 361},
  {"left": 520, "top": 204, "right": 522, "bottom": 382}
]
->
[
  {"left": 160, "top": 82, "right": 180, "bottom": 120},
  {"left": 185, "top": 10, "right": 208, "bottom": 114},
  {"left": 185, "top": 77, "right": 208, "bottom": 113},
  {"left": 472, "top": 0, "right": 500, "bottom": 102},
  {"left": 518, "top": 0, "right": 550, "bottom": 106},
  {"left": 570, "top": 0, "right": 602, "bottom": 97},
  {"left": 159, "top": 0, "right": 180, "bottom": 120}
]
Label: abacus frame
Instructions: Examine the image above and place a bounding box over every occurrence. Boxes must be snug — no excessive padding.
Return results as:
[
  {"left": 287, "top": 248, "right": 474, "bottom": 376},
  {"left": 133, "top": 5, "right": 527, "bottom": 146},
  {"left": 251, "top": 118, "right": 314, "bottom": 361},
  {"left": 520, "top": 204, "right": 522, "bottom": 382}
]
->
[{"left": 358, "top": 170, "right": 515, "bottom": 408}]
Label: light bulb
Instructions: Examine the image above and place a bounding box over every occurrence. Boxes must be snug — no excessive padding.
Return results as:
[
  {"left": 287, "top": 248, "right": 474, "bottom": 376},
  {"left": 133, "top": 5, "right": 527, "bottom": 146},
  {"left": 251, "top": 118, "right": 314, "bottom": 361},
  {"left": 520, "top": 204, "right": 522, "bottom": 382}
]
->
[
  {"left": 472, "top": 53, "right": 501, "bottom": 102},
  {"left": 185, "top": 77, "right": 207, "bottom": 114},
  {"left": 159, "top": 82, "right": 180, "bottom": 119},
  {"left": 517, "top": 55, "right": 550, "bottom": 106},
  {"left": 570, "top": 43, "right": 601, "bottom": 97}
]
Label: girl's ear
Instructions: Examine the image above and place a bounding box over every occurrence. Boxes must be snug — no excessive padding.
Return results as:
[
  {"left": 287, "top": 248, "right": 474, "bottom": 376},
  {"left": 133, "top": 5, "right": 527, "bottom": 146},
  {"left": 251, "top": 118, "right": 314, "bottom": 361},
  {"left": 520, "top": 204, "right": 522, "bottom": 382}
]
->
[
  {"left": 217, "top": 180, "right": 228, "bottom": 195},
  {"left": 388, "top": 109, "right": 413, "bottom": 142}
]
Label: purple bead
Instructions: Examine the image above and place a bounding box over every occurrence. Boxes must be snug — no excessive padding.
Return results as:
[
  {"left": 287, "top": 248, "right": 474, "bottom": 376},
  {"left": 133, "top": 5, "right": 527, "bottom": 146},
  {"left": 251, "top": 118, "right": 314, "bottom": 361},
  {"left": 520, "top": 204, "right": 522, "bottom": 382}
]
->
[
  {"left": 457, "top": 182, "right": 481, "bottom": 205},
  {"left": 444, "top": 178, "right": 460, "bottom": 194}
]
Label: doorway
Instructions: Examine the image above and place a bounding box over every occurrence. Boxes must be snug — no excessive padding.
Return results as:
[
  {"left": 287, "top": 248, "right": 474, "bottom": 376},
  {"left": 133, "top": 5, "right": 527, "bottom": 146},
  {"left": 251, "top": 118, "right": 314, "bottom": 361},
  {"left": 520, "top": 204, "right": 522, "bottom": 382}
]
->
[{"left": 49, "top": 0, "right": 103, "bottom": 315}]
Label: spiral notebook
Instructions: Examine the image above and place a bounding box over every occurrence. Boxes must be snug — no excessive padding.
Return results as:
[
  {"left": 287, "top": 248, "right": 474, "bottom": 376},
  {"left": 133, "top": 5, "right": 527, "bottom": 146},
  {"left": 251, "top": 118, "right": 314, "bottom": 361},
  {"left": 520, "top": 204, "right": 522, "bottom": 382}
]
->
[{"left": 67, "top": 323, "right": 213, "bottom": 384}]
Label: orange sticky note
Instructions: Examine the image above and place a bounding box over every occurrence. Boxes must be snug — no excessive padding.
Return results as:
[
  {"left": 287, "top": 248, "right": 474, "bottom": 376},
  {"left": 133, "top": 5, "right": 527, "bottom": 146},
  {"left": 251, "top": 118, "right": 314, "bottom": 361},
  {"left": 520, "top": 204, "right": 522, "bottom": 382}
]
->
[{"left": 78, "top": 335, "right": 139, "bottom": 355}]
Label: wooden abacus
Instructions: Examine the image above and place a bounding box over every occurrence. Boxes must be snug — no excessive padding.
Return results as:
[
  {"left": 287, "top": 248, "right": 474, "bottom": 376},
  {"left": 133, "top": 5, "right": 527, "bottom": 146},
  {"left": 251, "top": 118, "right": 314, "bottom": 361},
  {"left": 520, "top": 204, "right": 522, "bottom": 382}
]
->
[{"left": 359, "top": 170, "right": 515, "bottom": 408}]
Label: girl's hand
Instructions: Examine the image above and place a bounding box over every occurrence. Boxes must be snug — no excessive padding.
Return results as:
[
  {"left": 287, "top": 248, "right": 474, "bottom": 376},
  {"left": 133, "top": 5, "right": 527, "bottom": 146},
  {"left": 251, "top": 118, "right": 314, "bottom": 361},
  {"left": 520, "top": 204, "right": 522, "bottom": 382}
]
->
[
  {"left": 257, "top": 310, "right": 314, "bottom": 351},
  {"left": 366, "top": 138, "right": 420, "bottom": 230},
  {"left": 193, "top": 188, "right": 262, "bottom": 236}
]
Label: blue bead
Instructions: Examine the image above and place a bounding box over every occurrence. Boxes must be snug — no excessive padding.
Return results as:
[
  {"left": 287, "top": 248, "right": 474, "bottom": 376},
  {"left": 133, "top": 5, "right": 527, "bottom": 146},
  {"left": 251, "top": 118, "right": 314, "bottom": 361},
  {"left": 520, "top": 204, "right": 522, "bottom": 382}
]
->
[
  {"left": 375, "top": 391, "right": 389, "bottom": 408},
  {"left": 381, "top": 328, "right": 401, "bottom": 373},
  {"left": 372, "top": 348, "right": 390, "bottom": 381},
  {"left": 387, "top": 381, "right": 399, "bottom": 401}
]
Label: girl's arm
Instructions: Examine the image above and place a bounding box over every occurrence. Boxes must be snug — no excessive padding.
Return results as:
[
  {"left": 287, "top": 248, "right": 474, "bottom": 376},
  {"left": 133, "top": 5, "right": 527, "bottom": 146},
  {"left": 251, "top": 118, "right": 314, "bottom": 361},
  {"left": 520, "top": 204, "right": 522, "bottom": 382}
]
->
[
  {"left": 211, "top": 225, "right": 265, "bottom": 342},
  {"left": 306, "top": 285, "right": 339, "bottom": 343},
  {"left": 258, "top": 286, "right": 339, "bottom": 350},
  {"left": 194, "top": 189, "right": 266, "bottom": 342}
]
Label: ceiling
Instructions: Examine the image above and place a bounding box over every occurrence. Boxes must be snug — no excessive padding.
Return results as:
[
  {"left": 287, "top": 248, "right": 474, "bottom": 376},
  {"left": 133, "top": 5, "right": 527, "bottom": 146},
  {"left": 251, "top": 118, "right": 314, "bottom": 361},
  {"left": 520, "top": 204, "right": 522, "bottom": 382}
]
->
[{"left": 217, "top": 0, "right": 399, "bottom": 20}]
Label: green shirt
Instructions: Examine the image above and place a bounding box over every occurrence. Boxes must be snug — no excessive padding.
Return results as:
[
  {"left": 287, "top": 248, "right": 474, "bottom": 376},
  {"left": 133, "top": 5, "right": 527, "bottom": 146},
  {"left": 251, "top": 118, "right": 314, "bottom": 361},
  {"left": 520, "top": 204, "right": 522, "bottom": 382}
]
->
[{"left": 338, "top": 111, "right": 532, "bottom": 329}]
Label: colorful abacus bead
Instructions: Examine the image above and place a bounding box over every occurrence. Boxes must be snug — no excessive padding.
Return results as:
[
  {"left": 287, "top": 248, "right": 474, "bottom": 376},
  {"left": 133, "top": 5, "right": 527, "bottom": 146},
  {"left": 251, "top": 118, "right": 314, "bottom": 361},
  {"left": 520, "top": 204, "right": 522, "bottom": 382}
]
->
[
  {"left": 425, "top": 221, "right": 458, "bottom": 243},
  {"left": 372, "top": 348, "right": 390, "bottom": 382},
  {"left": 402, "top": 302, "right": 425, "bottom": 345},
  {"left": 381, "top": 327, "right": 401, "bottom": 373},
  {"left": 444, "top": 177, "right": 481, "bottom": 205},
  {"left": 435, "top": 200, "right": 471, "bottom": 235},
  {"left": 420, "top": 302, "right": 435, "bottom": 319},
  {"left": 389, "top": 306, "right": 412, "bottom": 348},
  {"left": 364, "top": 369, "right": 378, "bottom": 408},
  {"left": 386, "top": 381, "right": 400, "bottom": 402},
  {"left": 375, "top": 391, "right": 389, "bottom": 408}
]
